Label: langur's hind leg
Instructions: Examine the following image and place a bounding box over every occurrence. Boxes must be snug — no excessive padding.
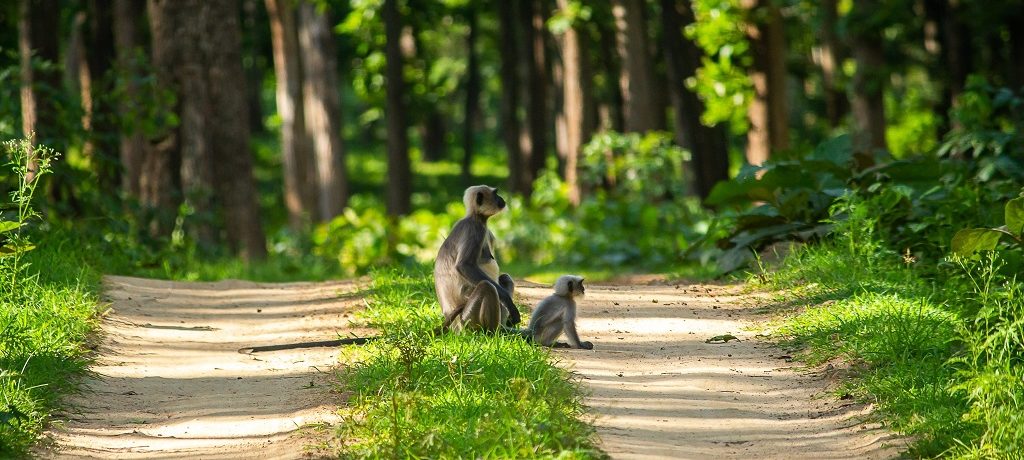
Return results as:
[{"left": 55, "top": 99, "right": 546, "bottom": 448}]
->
[{"left": 461, "top": 281, "right": 504, "bottom": 332}]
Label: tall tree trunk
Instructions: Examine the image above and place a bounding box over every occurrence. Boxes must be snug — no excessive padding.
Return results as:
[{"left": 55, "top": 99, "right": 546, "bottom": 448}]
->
[
  {"left": 266, "top": 0, "right": 316, "bottom": 229},
  {"left": 556, "top": 0, "right": 595, "bottom": 206},
  {"left": 922, "top": 0, "right": 971, "bottom": 133},
  {"left": 148, "top": 0, "right": 266, "bottom": 260},
  {"left": 849, "top": 0, "right": 888, "bottom": 156},
  {"left": 660, "top": 0, "right": 729, "bottom": 199},
  {"left": 19, "top": 0, "right": 62, "bottom": 184},
  {"left": 597, "top": 14, "right": 626, "bottom": 132},
  {"left": 817, "top": 0, "right": 847, "bottom": 127},
  {"left": 743, "top": 0, "right": 789, "bottom": 166},
  {"left": 497, "top": 0, "right": 524, "bottom": 193},
  {"left": 84, "top": 0, "right": 120, "bottom": 192},
  {"left": 383, "top": 0, "right": 411, "bottom": 216},
  {"left": 297, "top": 1, "right": 348, "bottom": 221},
  {"left": 242, "top": 0, "right": 266, "bottom": 135},
  {"left": 461, "top": 5, "right": 481, "bottom": 183},
  {"left": 519, "top": 0, "right": 548, "bottom": 195},
  {"left": 113, "top": 0, "right": 147, "bottom": 198},
  {"left": 1010, "top": 9, "right": 1024, "bottom": 90},
  {"left": 612, "top": 0, "right": 662, "bottom": 132}
]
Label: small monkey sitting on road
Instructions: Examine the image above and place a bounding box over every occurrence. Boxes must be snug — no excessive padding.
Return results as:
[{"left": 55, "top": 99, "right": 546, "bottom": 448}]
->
[{"left": 525, "top": 275, "right": 593, "bottom": 349}]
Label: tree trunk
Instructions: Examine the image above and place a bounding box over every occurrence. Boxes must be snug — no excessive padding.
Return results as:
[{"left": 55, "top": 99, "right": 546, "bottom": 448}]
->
[
  {"left": 148, "top": 0, "right": 266, "bottom": 260},
  {"left": 520, "top": 0, "right": 548, "bottom": 195},
  {"left": 113, "top": 0, "right": 148, "bottom": 198},
  {"left": 461, "top": 5, "right": 481, "bottom": 183},
  {"left": 556, "top": 0, "right": 595, "bottom": 206},
  {"left": 84, "top": 0, "right": 120, "bottom": 192},
  {"left": 266, "top": 0, "right": 316, "bottom": 229},
  {"left": 743, "top": 0, "right": 789, "bottom": 166},
  {"left": 849, "top": 0, "right": 888, "bottom": 156},
  {"left": 383, "top": 0, "right": 411, "bottom": 216},
  {"left": 1010, "top": 9, "right": 1024, "bottom": 90},
  {"left": 242, "top": 0, "right": 266, "bottom": 135},
  {"left": 660, "top": 0, "right": 729, "bottom": 199},
  {"left": 497, "top": 0, "right": 524, "bottom": 193},
  {"left": 612, "top": 0, "right": 662, "bottom": 132},
  {"left": 297, "top": 1, "right": 348, "bottom": 221},
  {"left": 817, "top": 0, "right": 847, "bottom": 127},
  {"left": 19, "top": 0, "right": 62, "bottom": 184}
]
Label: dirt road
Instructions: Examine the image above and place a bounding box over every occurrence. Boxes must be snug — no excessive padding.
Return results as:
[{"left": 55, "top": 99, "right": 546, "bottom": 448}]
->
[
  {"left": 516, "top": 280, "right": 905, "bottom": 459},
  {"left": 42, "top": 275, "right": 367, "bottom": 459},
  {"left": 43, "top": 276, "right": 902, "bottom": 459}
]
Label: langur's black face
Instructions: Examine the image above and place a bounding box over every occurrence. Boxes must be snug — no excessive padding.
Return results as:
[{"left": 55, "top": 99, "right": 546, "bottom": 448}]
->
[
  {"left": 472, "top": 186, "right": 506, "bottom": 216},
  {"left": 494, "top": 189, "right": 506, "bottom": 210}
]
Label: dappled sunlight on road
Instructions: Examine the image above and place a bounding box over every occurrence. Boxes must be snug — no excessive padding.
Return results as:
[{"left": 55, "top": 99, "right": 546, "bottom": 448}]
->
[
  {"left": 43, "top": 276, "right": 363, "bottom": 459},
  {"left": 517, "top": 281, "right": 904, "bottom": 459}
]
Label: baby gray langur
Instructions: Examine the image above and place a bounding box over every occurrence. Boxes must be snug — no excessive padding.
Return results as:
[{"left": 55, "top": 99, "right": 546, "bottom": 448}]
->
[
  {"left": 526, "top": 275, "right": 593, "bottom": 349},
  {"left": 434, "top": 185, "right": 520, "bottom": 332}
]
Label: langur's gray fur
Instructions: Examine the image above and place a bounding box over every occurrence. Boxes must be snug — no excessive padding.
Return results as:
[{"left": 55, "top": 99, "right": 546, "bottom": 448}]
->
[
  {"left": 434, "top": 185, "right": 520, "bottom": 331},
  {"left": 526, "top": 275, "right": 593, "bottom": 349}
]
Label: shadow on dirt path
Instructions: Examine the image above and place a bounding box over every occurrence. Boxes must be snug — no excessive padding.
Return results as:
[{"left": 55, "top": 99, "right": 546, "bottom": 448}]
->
[
  {"left": 517, "top": 280, "right": 906, "bottom": 460},
  {"left": 42, "top": 275, "right": 368, "bottom": 459}
]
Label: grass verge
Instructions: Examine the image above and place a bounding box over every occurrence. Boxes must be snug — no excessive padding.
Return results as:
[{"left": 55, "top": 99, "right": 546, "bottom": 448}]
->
[
  {"left": 0, "top": 230, "right": 104, "bottom": 457},
  {"left": 333, "top": 267, "right": 602, "bottom": 458},
  {"left": 760, "top": 239, "right": 1022, "bottom": 457}
]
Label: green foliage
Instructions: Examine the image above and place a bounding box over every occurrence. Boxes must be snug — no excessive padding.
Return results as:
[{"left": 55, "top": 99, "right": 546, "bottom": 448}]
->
[
  {"left": 334, "top": 267, "right": 600, "bottom": 458},
  {"left": 0, "top": 139, "right": 100, "bottom": 457},
  {"left": 688, "top": 0, "right": 752, "bottom": 133},
  {"left": 310, "top": 132, "right": 720, "bottom": 276}
]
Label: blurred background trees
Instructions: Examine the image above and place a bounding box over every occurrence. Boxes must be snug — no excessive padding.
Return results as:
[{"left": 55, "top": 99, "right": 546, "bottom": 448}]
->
[{"left": 5, "top": 0, "right": 1024, "bottom": 270}]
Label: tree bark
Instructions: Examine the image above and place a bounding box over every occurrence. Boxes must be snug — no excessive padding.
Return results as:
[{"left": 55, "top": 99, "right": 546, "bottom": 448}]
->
[
  {"left": 266, "top": 0, "right": 316, "bottom": 228},
  {"left": 660, "top": 0, "right": 729, "bottom": 199},
  {"left": 817, "top": 0, "right": 847, "bottom": 127},
  {"left": 84, "top": 0, "right": 120, "bottom": 192},
  {"left": 743, "top": 0, "right": 789, "bottom": 166},
  {"left": 297, "top": 1, "right": 348, "bottom": 221},
  {"left": 849, "top": 0, "right": 888, "bottom": 155},
  {"left": 461, "top": 5, "right": 481, "bottom": 183},
  {"left": 612, "top": 0, "right": 662, "bottom": 132},
  {"left": 19, "top": 0, "right": 62, "bottom": 184},
  {"left": 556, "top": 0, "right": 595, "bottom": 206},
  {"left": 520, "top": 0, "right": 548, "bottom": 195},
  {"left": 113, "top": 0, "right": 148, "bottom": 198},
  {"left": 497, "top": 0, "right": 524, "bottom": 193},
  {"left": 383, "top": 0, "right": 412, "bottom": 216},
  {"left": 148, "top": 0, "right": 266, "bottom": 260}
]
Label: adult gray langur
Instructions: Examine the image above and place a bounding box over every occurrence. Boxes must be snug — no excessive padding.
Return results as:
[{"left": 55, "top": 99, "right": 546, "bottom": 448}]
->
[
  {"left": 525, "top": 275, "right": 593, "bottom": 349},
  {"left": 434, "top": 185, "right": 520, "bottom": 331}
]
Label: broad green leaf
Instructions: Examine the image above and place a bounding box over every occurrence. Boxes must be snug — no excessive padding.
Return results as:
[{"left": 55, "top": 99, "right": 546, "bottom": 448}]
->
[
  {"left": 1005, "top": 197, "right": 1024, "bottom": 237},
  {"left": 0, "top": 221, "right": 20, "bottom": 234},
  {"left": 951, "top": 228, "right": 1002, "bottom": 256},
  {"left": 0, "top": 242, "right": 35, "bottom": 257}
]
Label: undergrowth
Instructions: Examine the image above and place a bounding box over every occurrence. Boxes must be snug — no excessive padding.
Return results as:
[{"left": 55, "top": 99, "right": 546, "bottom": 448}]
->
[
  {"left": 0, "top": 140, "right": 102, "bottom": 457},
  {"left": 333, "top": 267, "right": 601, "bottom": 458},
  {"left": 760, "top": 193, "right": 1024, "bottom": 458}
]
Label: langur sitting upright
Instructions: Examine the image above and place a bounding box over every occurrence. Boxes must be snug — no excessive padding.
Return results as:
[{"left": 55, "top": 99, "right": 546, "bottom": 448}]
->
[
  {"left": 434, "top": 185, "right": 520, "bottom": 332},
  {"left": 526, "top": 275, "right": 593, "bottom": 349}
]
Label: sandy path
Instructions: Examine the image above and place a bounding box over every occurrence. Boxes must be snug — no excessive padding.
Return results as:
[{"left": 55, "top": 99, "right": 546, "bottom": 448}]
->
[
  {"left": 42, "top": 275, "right": 904, "bottom": 459},
  {"left": 516, "top": 280, "right": 906, "bottom": 460},
  {"left": 42, "top": 275, "right": 367, "bottom": 459}
]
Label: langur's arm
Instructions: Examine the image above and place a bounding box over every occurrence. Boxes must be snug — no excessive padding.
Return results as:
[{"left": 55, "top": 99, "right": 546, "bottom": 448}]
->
[
  {"left": 454, "top": 230, "right": 516, "bottom": 315},
  {"left": 562, "top": 305, "right": 593, "bottom": 350}
]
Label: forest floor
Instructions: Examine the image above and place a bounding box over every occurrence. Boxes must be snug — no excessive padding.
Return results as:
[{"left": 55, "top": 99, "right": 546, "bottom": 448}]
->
[{"left": 42, "top": 275, "right": 904, "bottom": 459}]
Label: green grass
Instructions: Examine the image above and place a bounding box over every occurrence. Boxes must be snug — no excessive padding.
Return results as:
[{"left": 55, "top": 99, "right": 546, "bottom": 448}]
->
[
  {"left": 0, "top": 230, "right": 104, "bottom": 457},
  {"left": 758, "top": 239, "right": 1024, "bottom": 457},
  {"left": 333, "top": 267, "right": 602, "bottom": 458}
]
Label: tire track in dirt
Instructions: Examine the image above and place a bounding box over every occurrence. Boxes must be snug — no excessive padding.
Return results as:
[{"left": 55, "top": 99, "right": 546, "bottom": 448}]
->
[
  {"left": 517, "top": 280, "right": 906, "bottom": 459},
  {"left": 41, "top": 275, "right": 367, "bottom": 459}
]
